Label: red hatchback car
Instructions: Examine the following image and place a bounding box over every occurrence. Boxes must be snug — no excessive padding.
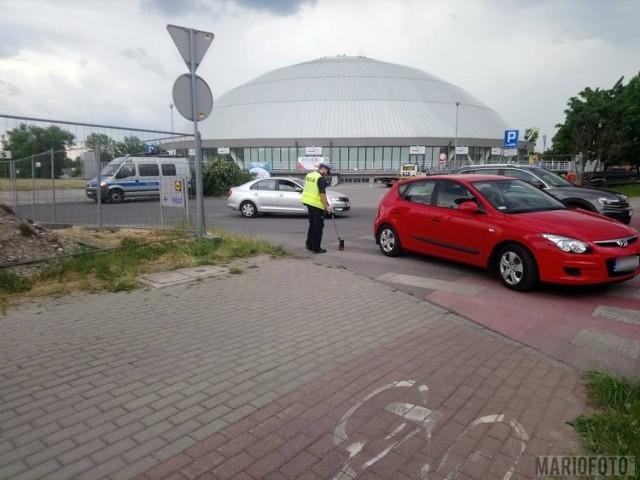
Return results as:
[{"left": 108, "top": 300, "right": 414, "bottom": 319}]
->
[{"left": 374, "top": 175, "right": 640, "bottom": 291}]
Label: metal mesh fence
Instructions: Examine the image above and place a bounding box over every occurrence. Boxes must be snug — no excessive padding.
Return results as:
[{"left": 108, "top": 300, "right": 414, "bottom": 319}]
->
[{"left": 1, "top": 115, "right": 195, "bottom": 231}]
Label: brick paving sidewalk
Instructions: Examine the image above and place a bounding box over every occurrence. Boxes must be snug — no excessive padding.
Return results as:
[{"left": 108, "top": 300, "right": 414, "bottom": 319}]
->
[
  {"left": 138, "top": 317, "right": 585, "bottom": 480},
  {"left": 0, "top": 258, "right": 585, "bottom": 480}
]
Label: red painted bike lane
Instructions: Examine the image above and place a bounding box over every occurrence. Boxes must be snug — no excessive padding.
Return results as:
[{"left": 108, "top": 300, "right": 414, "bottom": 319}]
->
[{"left": 426, "top": 275, "right": 640, "bottom": 377}]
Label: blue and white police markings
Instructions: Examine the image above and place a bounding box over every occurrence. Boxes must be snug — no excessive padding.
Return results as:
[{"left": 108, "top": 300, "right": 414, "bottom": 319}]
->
[{"left": 504, "top": 129, "right": 519, "bottom": 148}]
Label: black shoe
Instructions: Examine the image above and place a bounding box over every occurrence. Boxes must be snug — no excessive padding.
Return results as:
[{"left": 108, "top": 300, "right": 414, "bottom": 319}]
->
[
  {"left": 305, "top": 245, "right": 312, "bottom": 250},
  {"left": 312, "top": 248, "right": 327, "bottom": 254}
]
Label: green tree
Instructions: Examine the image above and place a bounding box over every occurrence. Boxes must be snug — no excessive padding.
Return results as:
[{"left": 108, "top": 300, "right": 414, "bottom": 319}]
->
[
  {"left": 618, "top": 73, "right": 640, "bottom": 174},
  {"left": 0, "top": 123, "right": 75, "bottom": 178},
  {"left": 551, "top": 78, "right": 630, "bottom": 177},
  {"left": 524, "top": 128, "right": 539, "bottom": 152},
  {"left": 113, "top": 136, "right": 145, "bottom": 157},
  {"left": 85, "top": 133, "right": 115, "bottom": 163},
  {"left": 202, "top": 157, "right": 253, "bottom": 196}
]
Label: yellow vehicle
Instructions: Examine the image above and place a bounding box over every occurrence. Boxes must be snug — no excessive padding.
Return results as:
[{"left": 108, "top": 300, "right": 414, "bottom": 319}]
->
[{"left": 373, "top": 163, "right": 429, "bottom": 187}]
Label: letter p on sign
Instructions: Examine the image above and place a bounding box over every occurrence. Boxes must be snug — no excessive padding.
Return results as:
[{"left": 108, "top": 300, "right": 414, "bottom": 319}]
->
[{"left": 504, "top": 130, "right": 519, "bottom": 148}]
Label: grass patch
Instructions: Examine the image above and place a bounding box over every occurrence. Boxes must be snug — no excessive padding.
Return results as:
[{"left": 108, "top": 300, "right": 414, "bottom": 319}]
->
[
  {"left": 1, "top": 228, "right": 287, "bottom": 310},
  {"left": 611, "top": 184, "right": 640, "bottom": 197},
  {"left": 0, "top": 270, "right": 32, "bottom": 294},
  {"left": 0, "top": 178, "right": 86, "bottom": 191},
  {"left": 572, "top": 370, "right": 640, "bottom": 478}
]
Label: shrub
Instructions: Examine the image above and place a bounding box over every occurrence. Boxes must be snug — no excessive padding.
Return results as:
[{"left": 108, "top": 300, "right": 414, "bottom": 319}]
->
[{"left": 201, "top": 157, "right": 254, "bottom": 197}]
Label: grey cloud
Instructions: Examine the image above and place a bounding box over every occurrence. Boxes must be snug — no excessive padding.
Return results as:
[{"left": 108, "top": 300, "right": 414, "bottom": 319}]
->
[
  {"left": 141, "top": 0, "right": 316, "bottom": 17},
  {"left": 119, "top": 47, "right": 166, "bottom": 76},
  {"left": 140, "top": 0, "right": 202, "bottom": 16},
  {"left": 516, "top": 0, "right": 640, "bottom": 45},
  {"left": 232, "top": 0, "right": 317, "bottom": 15},
  {"left": 0, "top": 81, "right": 22, "bottom": 96}
]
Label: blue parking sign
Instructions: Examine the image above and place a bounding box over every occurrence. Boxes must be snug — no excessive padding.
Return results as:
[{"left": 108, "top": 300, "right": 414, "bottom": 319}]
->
[{"left": 504, "top": 130, "right": 519, "bottom": 148}]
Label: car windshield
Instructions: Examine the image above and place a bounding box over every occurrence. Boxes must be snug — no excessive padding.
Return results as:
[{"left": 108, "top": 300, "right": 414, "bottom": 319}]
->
[
  {"left": 472, "top": 179, "right": 566, "bottom": 213},
  {"left": 532, "top": 168, "right": 574, "bottom": 187},
  {"left": 100, "top": 158, "right": 125, "bottom": 177}
]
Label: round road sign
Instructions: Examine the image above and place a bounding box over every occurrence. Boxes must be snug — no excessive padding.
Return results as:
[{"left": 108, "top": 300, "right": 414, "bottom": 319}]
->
[{"left": 172, "top": 73, "right": 213, "bottom": 121}]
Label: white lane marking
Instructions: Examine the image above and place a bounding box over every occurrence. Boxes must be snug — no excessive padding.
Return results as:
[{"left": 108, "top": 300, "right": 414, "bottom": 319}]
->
[
  {"left": 571, "top": 329, "right": 640, "bottom": 359},
  {"left": 376, "top": 272, "right": 485, "bottom": 295},
  {"left": 592, "top": 305, "right": 640, "bottom": 325}
]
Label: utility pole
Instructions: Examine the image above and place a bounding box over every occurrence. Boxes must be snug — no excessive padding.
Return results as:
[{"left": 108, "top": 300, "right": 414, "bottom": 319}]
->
[
  {"left": 454, "top": 101, "right": 460, "bottom": 169},
  {"left": 170, "top": 104, "right": 174, "bottom": 134}
]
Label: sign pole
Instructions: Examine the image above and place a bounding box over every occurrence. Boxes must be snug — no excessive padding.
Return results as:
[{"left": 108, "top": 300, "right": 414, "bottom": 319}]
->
[
  {"left": 167, "top": 24, "right": 213, "bottom": 238},
  {"left": 189, "top": 28, "right": 205, "bottom": 238}
]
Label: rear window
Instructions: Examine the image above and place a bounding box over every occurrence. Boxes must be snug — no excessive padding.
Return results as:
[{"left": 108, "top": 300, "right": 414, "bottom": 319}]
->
[
  {"left": 251, "top": 179, "right": 277, "bottom": 191},
  {"left": 161, "top": 164, "right": 177, "bottom": 176},
  {"left": 138, "top": 163, "right": 159, "bottom": 176}
]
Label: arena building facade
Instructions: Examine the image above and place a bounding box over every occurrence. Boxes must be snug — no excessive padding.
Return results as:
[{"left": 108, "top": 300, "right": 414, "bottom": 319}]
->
[{"left": 190, "top": 55, "right": 531, "bottom": 178}]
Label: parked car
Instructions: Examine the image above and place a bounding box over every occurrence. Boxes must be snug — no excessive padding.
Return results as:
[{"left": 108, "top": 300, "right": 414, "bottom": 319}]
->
[
  {"left": 451, "top": 164, "right": 633, "bottom": 224},
  {"left": 227, "top": 177, "right": 350, "bottom": 217},
  {"left": 374, "top": 175, "right": 640, "bottom": 291}
]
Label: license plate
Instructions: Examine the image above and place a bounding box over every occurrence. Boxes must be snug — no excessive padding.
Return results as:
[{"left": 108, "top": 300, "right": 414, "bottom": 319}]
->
[{"left": 614, "top": 255, "right": 639, "bottom": 272}]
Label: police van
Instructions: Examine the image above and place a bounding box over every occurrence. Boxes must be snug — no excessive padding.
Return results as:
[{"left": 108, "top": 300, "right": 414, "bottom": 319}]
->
[{"left": 86, "top": 155, "right": 191, "bottom": 203}]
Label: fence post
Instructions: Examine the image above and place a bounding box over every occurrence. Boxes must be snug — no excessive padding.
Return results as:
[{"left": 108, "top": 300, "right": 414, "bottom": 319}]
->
[
  {"left": 50, "top": 149, "right": 57, "bottom": 224},
  {"left": 10, "top": 159, "right": 18, "bottom": 210},
  {"left": 31, "top": 156, "right": 35, "bottom": 222},
  {"left": 96, "top": 145, "right": 102, "bottom": 228}
]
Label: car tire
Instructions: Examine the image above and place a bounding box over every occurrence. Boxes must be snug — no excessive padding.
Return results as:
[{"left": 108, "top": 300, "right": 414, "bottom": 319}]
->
[
  {"left": 496, "top": 243, "right": 539, "bottom": 292},
  {"left": 377, "top": 224, "right": 402, "bottom": 257},
  {"left": 108, "top": 189, "right": 124, "bottom": 204},
  {"left": 240, "top": 201, "right": 257, "bottom": 218}
]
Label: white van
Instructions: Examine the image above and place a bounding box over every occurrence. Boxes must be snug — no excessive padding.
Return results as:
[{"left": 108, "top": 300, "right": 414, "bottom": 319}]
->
[{"left": 86, "top": 155, "right": 191, "bottom": 203}]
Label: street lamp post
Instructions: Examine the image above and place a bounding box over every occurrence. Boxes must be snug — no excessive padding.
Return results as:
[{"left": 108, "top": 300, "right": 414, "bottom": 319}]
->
[
  {"left": 454, "top": 101, "right": 460, "bottom": 169},
  {"left": 170, "top": 104, "right": 174, "bottom": 135}
]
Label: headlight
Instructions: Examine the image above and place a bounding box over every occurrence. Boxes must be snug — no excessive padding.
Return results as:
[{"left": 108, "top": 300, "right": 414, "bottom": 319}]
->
[
  {"left": 328, "top": 196, "right": 341, "bottom": 202},
  {"left": 541, "top": 234, "right": 589, "bottom": 253},
  {"left": 100, "top": 181, "right": 107, "bottom": 187},
  {"left": 598, "top": 197, "right": 618, "bottom": 206}
]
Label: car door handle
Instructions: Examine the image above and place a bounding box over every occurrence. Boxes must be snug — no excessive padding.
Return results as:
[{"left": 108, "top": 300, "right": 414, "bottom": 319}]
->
[{"left": 432, "top": 216, "right": 442, "bottom": 223}]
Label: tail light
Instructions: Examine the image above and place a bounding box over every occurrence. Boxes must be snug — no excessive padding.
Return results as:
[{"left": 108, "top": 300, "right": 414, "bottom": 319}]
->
[{"left": 227, "top": 188, "right": 233, "bottom": 197}]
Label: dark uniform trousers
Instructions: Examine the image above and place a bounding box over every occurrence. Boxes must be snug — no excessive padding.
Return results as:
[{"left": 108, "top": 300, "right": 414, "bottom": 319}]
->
[{"left": 306, "top": 205, "right": 325, "bottom": 251}]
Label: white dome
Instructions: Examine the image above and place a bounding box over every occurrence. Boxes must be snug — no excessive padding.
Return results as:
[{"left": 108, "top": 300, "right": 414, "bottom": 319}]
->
[{"left": 201, "top": 55, "right": 508, "bottom": 145}]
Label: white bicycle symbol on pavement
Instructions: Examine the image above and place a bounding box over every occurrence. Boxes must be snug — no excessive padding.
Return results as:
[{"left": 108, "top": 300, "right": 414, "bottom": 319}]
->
[{"left": 331, "top": 380, "right": 529, "bottom": 480}]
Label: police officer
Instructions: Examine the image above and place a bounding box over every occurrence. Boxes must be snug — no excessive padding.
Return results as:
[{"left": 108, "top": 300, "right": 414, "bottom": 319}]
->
[{"left": 301, "top": 162, "right": 332, "bottom": 253}]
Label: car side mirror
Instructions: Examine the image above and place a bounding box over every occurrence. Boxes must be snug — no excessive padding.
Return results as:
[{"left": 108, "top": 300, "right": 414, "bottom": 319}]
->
[
  {"left": 295, "top": 187, "right": 303, "bottom": 192},
  {"left": 458, "top": 201, "right": 480, "bottom": 214}
]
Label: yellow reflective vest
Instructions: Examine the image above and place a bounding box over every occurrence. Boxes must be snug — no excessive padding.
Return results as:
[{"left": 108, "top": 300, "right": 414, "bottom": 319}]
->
[{"left": 301, "top": 171, "right": 324, "bottom": 209}]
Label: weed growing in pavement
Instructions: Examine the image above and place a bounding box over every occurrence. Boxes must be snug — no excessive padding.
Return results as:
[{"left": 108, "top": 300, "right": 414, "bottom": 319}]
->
[
  {"left": 1, "top": 228, "right": 287, "bottom": 311},
  {"left": 572, "top": 369, "right": 640, "bottom": 475}
]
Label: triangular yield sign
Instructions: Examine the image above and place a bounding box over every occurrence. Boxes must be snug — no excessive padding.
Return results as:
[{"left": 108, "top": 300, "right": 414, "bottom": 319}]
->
[{"left": 167, "top": 24, "right": 214, "bottom": 73}]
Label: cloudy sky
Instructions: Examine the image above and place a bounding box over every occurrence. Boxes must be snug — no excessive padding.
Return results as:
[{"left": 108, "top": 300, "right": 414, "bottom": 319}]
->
[{"left": 1, "top": 0, "right": 639, "bottom": 149}]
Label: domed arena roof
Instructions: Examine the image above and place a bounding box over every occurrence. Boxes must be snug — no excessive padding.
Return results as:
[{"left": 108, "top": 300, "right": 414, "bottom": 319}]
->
[{"left": 201, "top": 55, "right": 509, "bottom": 145}]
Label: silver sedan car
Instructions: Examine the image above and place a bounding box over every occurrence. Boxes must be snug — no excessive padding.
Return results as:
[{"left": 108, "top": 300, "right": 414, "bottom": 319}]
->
[{"left": 227, "top": 176, "right": 351, "bottom": 218}]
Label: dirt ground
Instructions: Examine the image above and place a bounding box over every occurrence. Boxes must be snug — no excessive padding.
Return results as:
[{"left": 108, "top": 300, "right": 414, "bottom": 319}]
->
[{"left": 0, "top": 204, "right": 80, "bottom": 276}]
